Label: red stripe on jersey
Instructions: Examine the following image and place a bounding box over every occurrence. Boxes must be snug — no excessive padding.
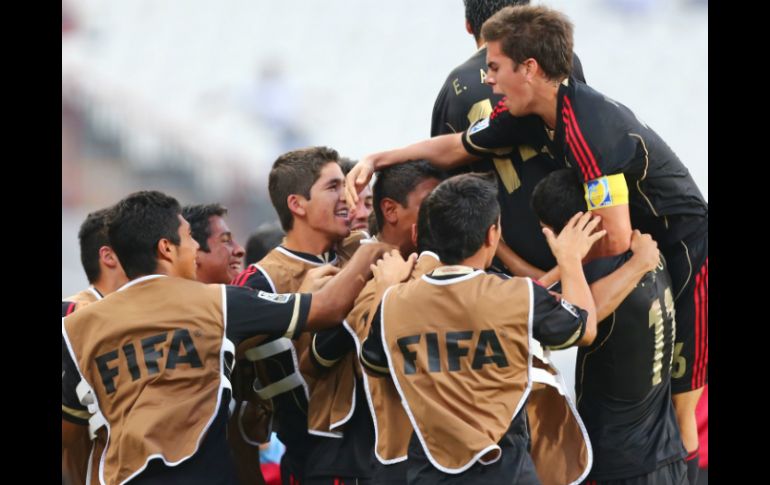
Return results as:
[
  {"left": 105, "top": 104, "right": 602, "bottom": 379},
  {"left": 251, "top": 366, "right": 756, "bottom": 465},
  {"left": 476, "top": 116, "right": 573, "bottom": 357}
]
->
[
  {"left": 563, "top": 96, "right": 602, "bottom": 179},
  {"left": 232, "top": 265, "right": 257, "bottom": 286},
  {"left": 562, "top": 115, "right": 595, "bottom": 181},
  {"left": 699, "top": 259, "right": 709, "bottom": 386},
  {"left": 66, "top": 302, "right": 76, "bottom": 315},
  {"left": 692, "top": 265, "right": 702, "bottom": 389},
  {"left": 699, "top": 262, "right": 708, "bottom": 387},
  {"left": 693, "top": 263, "right": 707, "bottom": 388},
  {"left": 490, "top": 98, "right": 508, "bottom": 120}
]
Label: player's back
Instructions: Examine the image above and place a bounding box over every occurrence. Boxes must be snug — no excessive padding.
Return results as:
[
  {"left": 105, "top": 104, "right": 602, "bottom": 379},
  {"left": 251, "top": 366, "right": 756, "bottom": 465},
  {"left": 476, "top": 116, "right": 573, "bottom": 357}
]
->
[{"left": 576, "top": 253, "right": 686, "bottom": 480}]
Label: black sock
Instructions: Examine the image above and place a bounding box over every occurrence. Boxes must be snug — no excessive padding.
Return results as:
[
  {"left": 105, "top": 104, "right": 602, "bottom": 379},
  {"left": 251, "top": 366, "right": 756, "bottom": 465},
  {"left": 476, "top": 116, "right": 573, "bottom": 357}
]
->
[{"left": 686, "top": 448, "right": 700, "bottom": 484}]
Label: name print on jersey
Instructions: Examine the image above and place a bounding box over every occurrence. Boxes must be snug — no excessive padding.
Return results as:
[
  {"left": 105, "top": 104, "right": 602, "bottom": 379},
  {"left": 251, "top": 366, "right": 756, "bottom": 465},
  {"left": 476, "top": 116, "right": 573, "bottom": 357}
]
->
[
  {"left": 95, "top": 328, "right": 203, "bottom": 394},
  {"left": 397, "top": 329, "right": 508, "bottom": 374}
]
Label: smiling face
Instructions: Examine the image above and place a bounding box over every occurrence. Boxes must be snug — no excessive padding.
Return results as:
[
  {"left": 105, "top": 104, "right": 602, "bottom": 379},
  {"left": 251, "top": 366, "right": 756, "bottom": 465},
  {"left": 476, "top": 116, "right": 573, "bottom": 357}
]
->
[
  {"left": 303, "top": 162, "right": 351, "bottom": 241},
  {"left": 485, "top": 40, "right": 534, "bottom": 117},
  {"left": 195, "top": 215, "right": 245, "bottom": 284}
]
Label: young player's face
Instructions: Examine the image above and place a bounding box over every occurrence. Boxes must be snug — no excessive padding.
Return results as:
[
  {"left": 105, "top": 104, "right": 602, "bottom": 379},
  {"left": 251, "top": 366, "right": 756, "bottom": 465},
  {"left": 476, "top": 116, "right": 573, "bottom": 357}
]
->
[
  {"left": 196, "top": 215, "right": 245, "bottom": 284},
  {"left": 174, "top": 215, "right": 201, "bottom": 280},
  {"left": 305, "top": 162, "right": 351, "bottom": 241},
  {"left": 485, "top": 40, "right": 532, "bottom": 117},
  {"left": 350, "top": 185, "right": 373, "bottom": 232}
]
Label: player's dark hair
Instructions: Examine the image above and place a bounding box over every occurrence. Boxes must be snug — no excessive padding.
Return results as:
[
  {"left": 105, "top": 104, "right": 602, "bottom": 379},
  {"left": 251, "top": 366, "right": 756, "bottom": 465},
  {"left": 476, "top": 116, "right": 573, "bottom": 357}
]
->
[
  {"left": 78, "top": 207, "right": 113, "bottom": 283},
  {"left": 531, "top": 169, "right": 586, "bottom": 233},
  {"left": 464, "top": 0, "right": 529, "bottom": 40},
  {"left": 269, "top": 146, "right": 339, "bottom": 232},
  {"left": 423, "top": 173, "right": 499, "bottom": 264},
  {"left": 372, "top": 160, "right": 445, "bottom": 233},
  {"left": 108, "top": 191, "right": 182, "bottom": 279},
  {"left": 482, "top": 4, "right": 573, "bottom": 82},
  {"left": 181, "top": 203, "right": 228, "bottom": 252}
]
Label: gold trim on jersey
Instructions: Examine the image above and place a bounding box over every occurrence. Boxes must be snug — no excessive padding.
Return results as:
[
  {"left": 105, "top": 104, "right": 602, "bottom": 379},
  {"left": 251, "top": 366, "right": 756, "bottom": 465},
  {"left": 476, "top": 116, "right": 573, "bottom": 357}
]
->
[
  {"left": 283, "top": 294, "right": 302, "bottom": 339},
  {"left": 62, "top": 403, "right": 91, "bottom": 420},
  {"left": 547, "top": 324, "right": 584, "bottom": 351},
  {"left": 311, "top": 335, "right": 342, "bottom": 368},
  {"left": 360, "top": 345, "right": 390, "bottom": 375}
]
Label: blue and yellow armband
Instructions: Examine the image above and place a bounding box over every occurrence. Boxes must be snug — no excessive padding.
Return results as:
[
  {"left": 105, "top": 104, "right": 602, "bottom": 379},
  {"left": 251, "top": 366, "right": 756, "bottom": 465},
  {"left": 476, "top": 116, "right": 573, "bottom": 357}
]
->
[{"left": 584, "top": 174, "right": 629, "bottom": 210}]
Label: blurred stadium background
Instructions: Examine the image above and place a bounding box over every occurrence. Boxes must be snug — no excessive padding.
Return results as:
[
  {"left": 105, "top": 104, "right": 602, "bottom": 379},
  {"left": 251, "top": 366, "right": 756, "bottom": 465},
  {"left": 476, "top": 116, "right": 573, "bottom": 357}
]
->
[{"left": 62, "top": 0, "right": 707, "bottom": 393}]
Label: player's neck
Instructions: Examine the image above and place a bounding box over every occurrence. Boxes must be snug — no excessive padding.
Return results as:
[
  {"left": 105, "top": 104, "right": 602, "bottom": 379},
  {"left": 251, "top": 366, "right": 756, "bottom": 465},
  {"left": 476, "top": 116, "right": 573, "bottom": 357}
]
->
[
  {"left": 379, "top": 226, "right": 411, "bottom": 256},
  {"left": 93, "top": 272, "right": 128, "bottom": 297},
  {"left": 284, "top": 226, "right": 336, "bottom": 256},
  {"left": 457, "top": 250, "right": 490, "bottom": 271},
  {"left": 533, "top": 80, "right": 560, "bottom": 129}
]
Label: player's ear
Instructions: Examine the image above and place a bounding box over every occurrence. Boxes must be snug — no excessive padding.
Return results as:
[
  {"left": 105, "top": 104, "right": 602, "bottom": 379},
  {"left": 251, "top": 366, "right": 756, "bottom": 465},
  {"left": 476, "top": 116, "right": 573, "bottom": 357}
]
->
[
  {"left": 381, "top": 198, "right": 399, "bottom": 224},
  {"left": 287, "top": 194, "right": 306, "bottom": 219}
]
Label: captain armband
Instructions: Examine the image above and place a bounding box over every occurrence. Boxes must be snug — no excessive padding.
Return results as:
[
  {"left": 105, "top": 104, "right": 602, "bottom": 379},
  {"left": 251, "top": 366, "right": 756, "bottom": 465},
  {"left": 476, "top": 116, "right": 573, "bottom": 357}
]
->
[{"left": 583, "top": 173, "right": 628, "bottom": 210}]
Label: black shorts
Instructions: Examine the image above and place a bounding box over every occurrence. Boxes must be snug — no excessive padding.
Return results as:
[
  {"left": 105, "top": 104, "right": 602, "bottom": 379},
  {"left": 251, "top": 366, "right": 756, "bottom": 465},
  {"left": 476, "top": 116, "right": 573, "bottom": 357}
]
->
[
  {"left": 281, "top": 452, "right": 306, "bottom": 485},
  {"left": 405, "top": 431, "right": 539, "bottom": 485},
  {"left": 663, "top": 232, "right": 708, "bottom": 393},
  {"left": 372, "top": 460, "right": 407, "bottom": 485},
  {"left": 582, "top": 459, "right": 687, "bottom": 485}
]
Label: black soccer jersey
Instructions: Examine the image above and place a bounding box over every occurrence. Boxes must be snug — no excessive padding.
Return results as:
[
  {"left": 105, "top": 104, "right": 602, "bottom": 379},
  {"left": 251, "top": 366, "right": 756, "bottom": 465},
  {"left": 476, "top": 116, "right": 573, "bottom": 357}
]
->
[
  {"left": 431, "top": 49, "right": 586, "bottom": 271},
  {"left": 62, "top": 300, "right": 77, "bottom": 317},
  {"left": 462, "top": 77, "right": 708, "bottom": 247},
  {"left": 574, "top": 253, "right": 686, "bottom": 480},
  {"left": 231, "top": 246, "right": 333, "bottom": 472}
]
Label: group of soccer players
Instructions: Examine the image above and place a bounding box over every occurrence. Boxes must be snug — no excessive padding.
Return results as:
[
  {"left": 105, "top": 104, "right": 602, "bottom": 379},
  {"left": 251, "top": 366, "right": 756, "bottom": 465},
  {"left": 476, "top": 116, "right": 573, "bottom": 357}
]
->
[{"left": 62, "top": 2, "right": 707, "bottom": 484}]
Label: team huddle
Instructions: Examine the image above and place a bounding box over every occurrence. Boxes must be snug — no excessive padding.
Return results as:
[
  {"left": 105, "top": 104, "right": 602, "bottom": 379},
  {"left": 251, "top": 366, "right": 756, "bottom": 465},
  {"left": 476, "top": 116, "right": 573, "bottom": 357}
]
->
[{"left": 62, "top": 3, "right": 708, "bottom": 485}]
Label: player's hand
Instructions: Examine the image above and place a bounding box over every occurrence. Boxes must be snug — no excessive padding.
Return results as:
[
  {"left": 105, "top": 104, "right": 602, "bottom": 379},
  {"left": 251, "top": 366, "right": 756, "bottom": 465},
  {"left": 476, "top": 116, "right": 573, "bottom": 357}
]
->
[
  {"left": 629, "top": 229, "right": 660, "bottom": 273},
  {"left": 371, "top": 250, "right": 417, "bottom": 286},
  {"left": 345, "top": 157, "right": 375, "bottom": 211},
  {"left": 298, "top": 264, "right": 340, "bottom": 293},
  {"left": 543, "top": 211, "right": 606, "bottom": 264}
]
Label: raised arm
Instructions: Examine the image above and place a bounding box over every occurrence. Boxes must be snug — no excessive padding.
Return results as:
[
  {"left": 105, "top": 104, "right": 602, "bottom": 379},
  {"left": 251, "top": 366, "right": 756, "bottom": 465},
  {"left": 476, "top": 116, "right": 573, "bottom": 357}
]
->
[
  {"left": 543, "top": 212, "right": 606, "bottom": 346},
  {"left": 345, "top": 133, "right": 478, "bottom": 208}
]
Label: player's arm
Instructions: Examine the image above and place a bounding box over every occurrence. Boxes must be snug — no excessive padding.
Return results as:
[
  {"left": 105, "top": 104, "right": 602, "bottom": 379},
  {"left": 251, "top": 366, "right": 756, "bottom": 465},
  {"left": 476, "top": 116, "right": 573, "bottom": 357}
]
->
[
  {"left": 590, "top": 230, "right": 660, "bottom": 321},
  {"left": 542, "top": 212, "right": 606, "bottom": 346},
  {"left": 537, "top": 266, "right": 560, "bottom": 288},
  {"left": 345, "top": 134, "right": 477, "bottom": 207},
  {"left": 305, "top": 248, "right": 414, "bottom": 330},
  {"left": 582, "top": 173, "right": 633, "bottom": 256},
  {"left": 307, "top": 327, "right": 355, "bottom": 370},
  {"left": 531, "top": 282, "right": 588, "bottom": 350},
  {"left": 307, "top": 280, "right": 378, "bottom": 370},
  {"left": 495, "top": 240, "right": 546, "bottom": 279}
]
